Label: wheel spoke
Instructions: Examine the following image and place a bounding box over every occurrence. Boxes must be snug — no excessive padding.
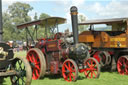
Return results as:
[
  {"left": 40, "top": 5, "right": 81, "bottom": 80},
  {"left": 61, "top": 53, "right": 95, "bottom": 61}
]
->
[
  {"left": 18, "top": 61, "right": 22, "bottom": 70},
  {"left": 65, "top": 73, "right": 69, "bottom": 80},
  {"left": 17, "top": 78, "right": 19, "bottom": 85},
  {"left": 85, "top": 68, "right": 91, "bottom": 71},
  {"left": 123, "top": 58, "right": 126, "bottom": 65},
  {"left": 70, "top": 73, "right": 75, "bottom": 80},
  {"left": 20, "top": 77, "right": 25, "bottom": 84},
  {"left": 93, "top": 67, "right": 97, "bottom": 71},
  {"left": 93, "top": 63, "right": 96, "bottom": 68},
  {"left": 35, "top": 61, "right": 40, "bottom": 65},
  {"left": 91, "top": 60, "right": 93, "bottom": 66},
  {"left": 35, "top": 65, "right": 40, "bottom": 70},
  {"left": 126, "top": 64, "right": 128, "bottom": 68},
  {"left": 70, "top": 65, "right": 75, "bottom": 72},
  {"left": 35, "top": 69, "right": 39, "bottom": 77},
  {"left": 23, "top": 66, "right": 25, "bottom": 70},
  {"left": 64, "top": 64, "right": 69, "bottom": 70},
  {"left": 32, "top": 54, "right": 37, "bottom": 63},
  {"left": 62, "top": 67, "right": 66, "bottom": 73},
  {"left": 68, "top": 62, "right": 71, "bottom": 71},
  {"left": 118, "top": 61, "right": 122, "bottom": 66},
  {"left": 125, "top": 67, "right": 128, "bottom": 73},
  {"left": 86, "top": 71, "right": 91, "bottom": 78},
  {"left": 87, "top": 62, "right": 91, "bottom": 67},
  {"left": 28, "top": 55, "right": 33, "bottom": 62},
  {"left": 32, "top": 70, "right": 36, "bottom": 79},
  {"left": 69, "top": 73, "right": 72, "bottom": 81},
  {"left": 91, "top": 72, "right": 93, "bottom": 78},
  {"left": 92, "top": 71, "right": 97, "bottom": 78}
]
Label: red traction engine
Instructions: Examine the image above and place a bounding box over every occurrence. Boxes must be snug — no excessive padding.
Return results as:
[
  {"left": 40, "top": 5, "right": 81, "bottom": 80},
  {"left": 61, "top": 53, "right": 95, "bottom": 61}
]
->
[{"left": 17, "top": 6, "right": 100, "bottom": 82}]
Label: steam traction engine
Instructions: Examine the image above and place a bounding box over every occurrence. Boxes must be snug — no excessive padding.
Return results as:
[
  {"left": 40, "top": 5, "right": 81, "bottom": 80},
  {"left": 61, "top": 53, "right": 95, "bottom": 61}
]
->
[
  {"left": 0, "top": 44, "right": 32, "bottom": 85},
  {"left": 17, "top": 6, "right": 100, "bottom": 82},
  {"left": 0, "top": 0, "right": 32, "bottom": 85},
  {"left": 78, "top": 10, "right": 128, "bottom": 74}
]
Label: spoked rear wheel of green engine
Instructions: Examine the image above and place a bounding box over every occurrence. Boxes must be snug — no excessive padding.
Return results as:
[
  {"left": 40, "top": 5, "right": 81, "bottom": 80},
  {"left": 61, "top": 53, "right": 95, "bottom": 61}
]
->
[{"left": 10, "top": 56, "right": 32, "bottom": 85}]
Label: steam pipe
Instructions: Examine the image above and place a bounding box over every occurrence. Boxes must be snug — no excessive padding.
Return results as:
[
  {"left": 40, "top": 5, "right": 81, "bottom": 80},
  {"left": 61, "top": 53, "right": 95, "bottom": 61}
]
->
[
  {"left": 0, "top": 0, "right": 3, "bottom": 42},
  {"left": 70, "top": 6, "right": 78, "bottom": 44}
]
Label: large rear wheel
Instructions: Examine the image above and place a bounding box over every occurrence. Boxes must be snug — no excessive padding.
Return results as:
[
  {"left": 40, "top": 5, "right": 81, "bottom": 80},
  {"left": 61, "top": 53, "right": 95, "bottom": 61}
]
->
[
  {"left": 99, "top": 51, "right": 111, "bottom": 66},
  {"left": 62, "top": 59, "right": 78, "bottom": 82},
  {"left": 26, "top": 48, "right": 46, "bottom": 80},
  {"left": 10, "top": 56, "right": 32, "bottom": 85}
]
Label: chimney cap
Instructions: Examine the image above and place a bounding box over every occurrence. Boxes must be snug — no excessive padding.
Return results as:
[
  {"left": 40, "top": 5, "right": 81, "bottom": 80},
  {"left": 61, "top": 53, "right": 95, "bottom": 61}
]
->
[{"left": 70, "top": 6, "right": 77, "bottom": 12}]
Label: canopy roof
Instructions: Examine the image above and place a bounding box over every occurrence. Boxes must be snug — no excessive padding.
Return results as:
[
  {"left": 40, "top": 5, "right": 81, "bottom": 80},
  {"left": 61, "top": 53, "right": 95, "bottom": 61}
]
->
[
  {"left": 17, "top": 17, "right": 66, "bottom": 29},
  {"left": 79, "top": 18, "right": 128, "bottom": 25}
]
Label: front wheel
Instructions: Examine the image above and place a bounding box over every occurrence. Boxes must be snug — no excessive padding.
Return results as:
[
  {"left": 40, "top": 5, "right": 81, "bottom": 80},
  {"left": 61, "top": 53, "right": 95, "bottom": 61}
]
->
[
  {"left": 84, "top": 57, "right": 100, "bottom": 78},
  {"left": 10, "top": 56, "right": 32, "bottom": 85},
  {"left": 62, "top": 59, "right": 78, "bottom": 82}
]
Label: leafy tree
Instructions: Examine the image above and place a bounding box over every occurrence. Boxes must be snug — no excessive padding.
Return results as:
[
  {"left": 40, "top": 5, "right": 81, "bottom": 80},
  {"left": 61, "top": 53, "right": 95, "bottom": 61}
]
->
[
  {"left": 34, "top": 12, "right": 38, "bottom": 20},
  {"left": 8, "top": 2, "right": 33, "bottom": 24},
  {"left": 78, "top": 14, "right": 88, "bottom": 33},
  {"left": 2, "top": 12, "right": 13, "bottom": 41},
  {"left": 2, "top": 2, "right": 51, "bottom": 42},
  {"left": 6, "top": 2, "right": 33, "bottom": 41},
  {"left": 36, "top": 13, "right": 51, "bottom": 38},
  {"left": 39, "top": 13, "right": 50, "bottom": 19}
]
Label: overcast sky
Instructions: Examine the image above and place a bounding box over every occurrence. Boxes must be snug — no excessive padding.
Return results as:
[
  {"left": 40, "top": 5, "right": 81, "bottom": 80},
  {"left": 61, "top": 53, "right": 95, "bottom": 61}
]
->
[{"left": 2, "top": 0, "right": 128, "bottom": 32}]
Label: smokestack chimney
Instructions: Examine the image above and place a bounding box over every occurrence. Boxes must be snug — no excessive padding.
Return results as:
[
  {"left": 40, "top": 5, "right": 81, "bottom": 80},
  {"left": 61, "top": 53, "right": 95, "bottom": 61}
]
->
[
  {"left": 0, "top": 0, "right": 3, "bottom": 42},
  {"left": 70, "top": 6, "right": 78, "bottom": 44}
]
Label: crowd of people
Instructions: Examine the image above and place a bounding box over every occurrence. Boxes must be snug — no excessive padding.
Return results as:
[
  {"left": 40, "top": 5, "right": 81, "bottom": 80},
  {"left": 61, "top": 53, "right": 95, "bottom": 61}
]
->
[{"left": 7, "top": 41, "right": 26, "bottom": 52}]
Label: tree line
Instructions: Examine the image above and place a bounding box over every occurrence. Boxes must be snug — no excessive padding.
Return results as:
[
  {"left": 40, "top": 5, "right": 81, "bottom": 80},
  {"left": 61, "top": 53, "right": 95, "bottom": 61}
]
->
[
  {"left": 2, "top": 2, "right": 87, "bottom": 42},
  {"left": 2, "top": 2, "right": 50, "bottom": 42}
]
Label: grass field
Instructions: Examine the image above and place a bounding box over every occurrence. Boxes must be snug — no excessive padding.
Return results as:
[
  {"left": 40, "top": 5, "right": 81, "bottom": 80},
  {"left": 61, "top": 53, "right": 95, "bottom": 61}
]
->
[{"left": 2, "top": 51, "right": 128, "bottom": 85}]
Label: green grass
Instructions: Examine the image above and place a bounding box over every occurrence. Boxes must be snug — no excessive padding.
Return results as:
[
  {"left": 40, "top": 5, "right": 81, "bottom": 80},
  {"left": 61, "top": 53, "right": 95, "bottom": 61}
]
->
[{"left": 2, "top": 51, "right": 128, "bottom": 85}]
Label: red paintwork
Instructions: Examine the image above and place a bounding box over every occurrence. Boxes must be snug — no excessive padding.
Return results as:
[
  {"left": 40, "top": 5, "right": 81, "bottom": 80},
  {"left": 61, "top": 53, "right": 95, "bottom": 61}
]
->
[
  {"left": 117, "top": 56, "right": 128, "bottom": 75},
  {"left": 36, "top": 38, "right": 67, "bottom": 75},
  {"left": 46, "top": 40, "right": 61, "bottom": 51},
  {"left": 79, "top": 69, "right": 86, "bottom": 73},
  {"left": 84, "top": 58, "right": 99, "bottom": 78},
  {"left": 50, "top": 61, "right": 59, "bottom": 74},
  {"left": 62, "top": 60, "right": 77, "bottom": 82},
  {"left": 61, "top": 48, "right": 69, "bottom": 59},
  {"left": 54, "top": 32, "right": 62, "bottom": 39},
  {"left": 91, "top": 51, "right": 113, "bottom": 64},
  {"left": 27, "top": 50, "right": 41, "bottom": 80},
  {"left": 108, "top": 51, "right": 114, "bottom": 55},
  {"left": 27, "top": 32, "right": 100, "bottom": 81},
  {"left": 93, "top": 51, "right": 100, "bottom": 63}
]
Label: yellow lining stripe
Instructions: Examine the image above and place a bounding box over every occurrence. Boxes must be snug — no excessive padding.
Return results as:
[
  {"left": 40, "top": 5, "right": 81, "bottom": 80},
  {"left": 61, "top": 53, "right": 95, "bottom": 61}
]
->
[{"left": 110, "top": 38, "right": 126, "bottom": 41}]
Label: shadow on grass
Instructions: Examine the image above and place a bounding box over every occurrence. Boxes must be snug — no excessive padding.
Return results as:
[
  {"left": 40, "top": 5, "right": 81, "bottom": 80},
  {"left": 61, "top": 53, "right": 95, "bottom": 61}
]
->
[
  {"left": 39, "top": 74, "right": 86, "bottom": 81},
  {"left": 40, "top": 74, "right": 62, "bottom": 80},
  {"left": 77, "top": 76, "right": 85, "bottom": 80}
]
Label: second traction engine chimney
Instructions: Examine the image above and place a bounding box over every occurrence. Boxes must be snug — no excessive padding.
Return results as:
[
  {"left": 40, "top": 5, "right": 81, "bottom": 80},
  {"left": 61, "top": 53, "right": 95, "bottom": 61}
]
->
[{"left": 70, "top": 6, "right": 78, "bottom": 44}]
